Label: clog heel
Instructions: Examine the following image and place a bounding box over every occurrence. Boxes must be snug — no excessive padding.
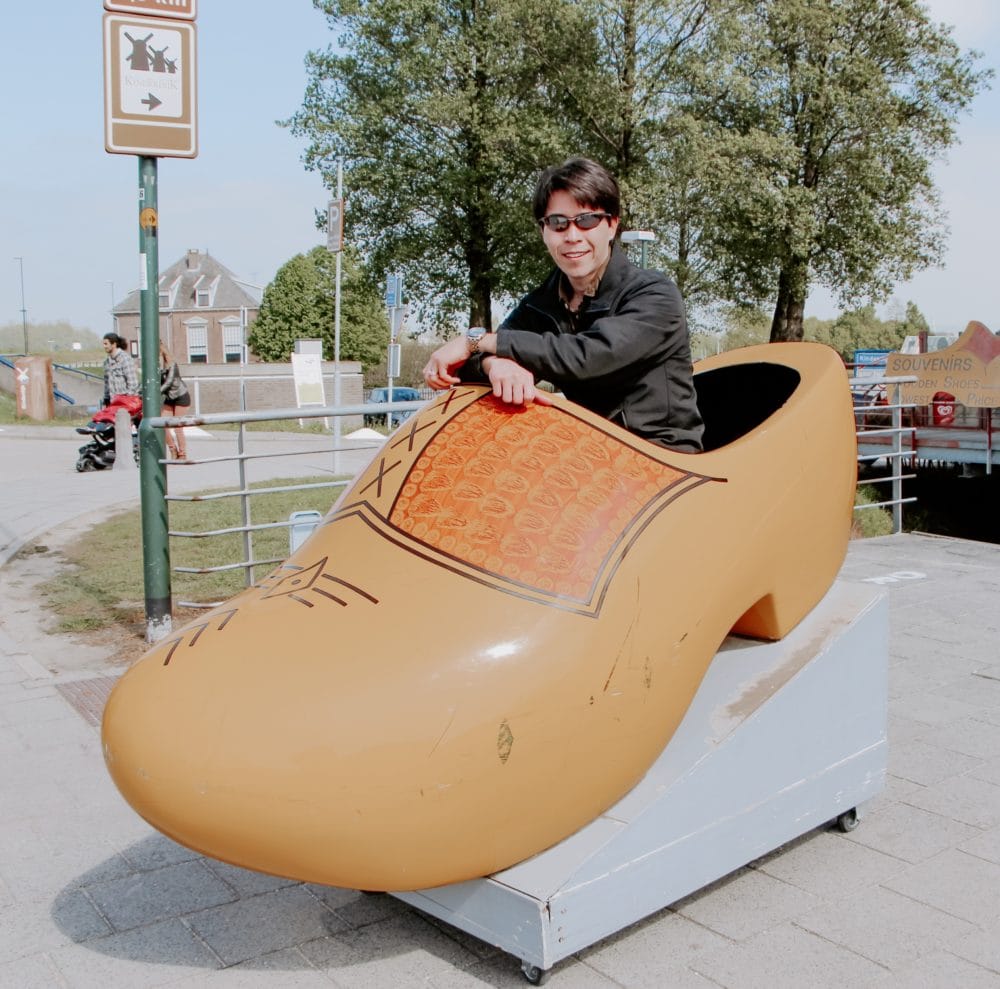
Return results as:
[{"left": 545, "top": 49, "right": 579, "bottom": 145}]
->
[{"left": 102, "top": 342, "right": 856, "bottom": 891}]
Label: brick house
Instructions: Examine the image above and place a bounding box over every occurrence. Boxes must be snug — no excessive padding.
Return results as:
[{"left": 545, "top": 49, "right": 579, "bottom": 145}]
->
[
  {"left": 108, "top": 249, "right": 365, "bottom": 415},
  {"left": 113, "top": 249, "right": 261, "bottom": 364}
]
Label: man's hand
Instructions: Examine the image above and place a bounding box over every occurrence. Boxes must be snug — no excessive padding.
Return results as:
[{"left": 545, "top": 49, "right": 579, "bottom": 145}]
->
[
  {"left": 485, "top": 357, "right": 554, "bottom": 407},
  {"left": 422, "top": 333, "right": 553, "bottom": 408},
  {"left": 422, "top": 337, "right": 469, "bottom": 390}
]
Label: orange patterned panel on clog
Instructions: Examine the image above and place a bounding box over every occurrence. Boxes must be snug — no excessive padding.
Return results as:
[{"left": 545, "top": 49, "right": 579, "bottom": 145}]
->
[{"left": 389, "top": 396, "right": 695, "bottom": 603}]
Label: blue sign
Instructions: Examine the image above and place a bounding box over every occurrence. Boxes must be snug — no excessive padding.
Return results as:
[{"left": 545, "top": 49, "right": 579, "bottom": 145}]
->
[
  {"left": 853, "top": 349, "right": 891, "bottom": 378},
  {"left": 385, "top": 274, "right": 403, "bottom": 309}
]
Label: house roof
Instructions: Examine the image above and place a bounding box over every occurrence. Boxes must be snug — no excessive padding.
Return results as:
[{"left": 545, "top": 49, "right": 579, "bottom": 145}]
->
[{"left": 113, "top": 249, "right": 262, "bottom": 314}]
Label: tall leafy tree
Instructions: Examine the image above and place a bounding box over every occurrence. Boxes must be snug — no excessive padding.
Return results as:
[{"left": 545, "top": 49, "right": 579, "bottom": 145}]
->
[
  {"left": 899, "top": 300, "right": 931, "bottom": 337},
  {"left": 806, "top": 305, "right": 906, "bottom": 360},
  {"left": 696, "top": 0, "right": 989, "bottom": 341},
  {"left": 521, "top": 0, "right": 713, "bottom": 189},
  {"left": 288, "top": 0, "right": 595, "bottom": 331},
  {"left": 520, "top": 0, "right": 731, "bottom": 310},
  {"left": 287, "top": 0, "right": 987, "bottom": 341},
  {"left": 248, "top": 247, "right": 389, "bottom": 369}
]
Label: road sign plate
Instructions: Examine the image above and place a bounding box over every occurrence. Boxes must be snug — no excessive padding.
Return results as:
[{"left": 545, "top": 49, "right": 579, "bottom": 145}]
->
[
  {"left": 327, "top": 198, "right": 344, "bottom": 253},
  {"left": 104, "top": 0, "right": 197, "bottom": 20},
  {"left": 385, "top": 274, "right": 403, "bottom": 308},
  {"left": 103, "top": 13, "right": 197, "bottom": 158}
]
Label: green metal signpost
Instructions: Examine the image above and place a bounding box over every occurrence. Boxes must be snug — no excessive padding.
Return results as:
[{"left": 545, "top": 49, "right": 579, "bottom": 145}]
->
[
  {"left": 137, "top": 156, "right": 171, "bottom": 639},
  {"left": 103, "top": 0, "right": 198, "bottom": 641}
]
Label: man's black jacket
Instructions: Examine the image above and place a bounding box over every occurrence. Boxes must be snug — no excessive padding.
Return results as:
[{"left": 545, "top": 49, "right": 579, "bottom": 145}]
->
[{"left": 491, "top": 246, "right": 704, "bottom": 452}]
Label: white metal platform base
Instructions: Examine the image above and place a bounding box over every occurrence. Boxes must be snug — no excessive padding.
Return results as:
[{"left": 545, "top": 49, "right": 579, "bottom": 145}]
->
[{"left": 393, "top": 580, "right": 889, "bottom": 983}]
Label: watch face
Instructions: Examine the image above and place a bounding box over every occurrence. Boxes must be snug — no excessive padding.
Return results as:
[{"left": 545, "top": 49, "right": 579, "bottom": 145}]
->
[{"left": 467, "top": 328, "right": 486, "bottom": 354}]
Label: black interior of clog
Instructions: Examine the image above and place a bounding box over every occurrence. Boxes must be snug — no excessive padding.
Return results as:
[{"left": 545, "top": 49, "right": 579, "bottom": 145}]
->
[{"left": 694, "top": 362, "right": 801, "bottom": 452}]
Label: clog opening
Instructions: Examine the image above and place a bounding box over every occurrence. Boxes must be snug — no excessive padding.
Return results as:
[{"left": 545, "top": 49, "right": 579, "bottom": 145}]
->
[{"left": 694, "top": 362, "right": 800, "bottom": 452}]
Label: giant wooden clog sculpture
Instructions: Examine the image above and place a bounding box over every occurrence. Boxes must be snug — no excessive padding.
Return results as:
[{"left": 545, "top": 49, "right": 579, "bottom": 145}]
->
[{"left": 102, "top": 342, "right": 857, "bottom": 891}]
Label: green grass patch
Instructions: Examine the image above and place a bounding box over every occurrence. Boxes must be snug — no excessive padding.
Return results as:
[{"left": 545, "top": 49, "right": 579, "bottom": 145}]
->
[
  {"left": 0, "top": 390, "right": 83, "bottom": 426},
  {"left": 36, "top": 476, "right": 345, "bottom": 633},
  {"left": 208, "top": 418, "right": 332, "bottom": 434},
  {"left": 852, "top": 483, "right": 895, "bottom": 538},
  {"left": 0, "top": 391, "right": 17, "bottom": 423}
]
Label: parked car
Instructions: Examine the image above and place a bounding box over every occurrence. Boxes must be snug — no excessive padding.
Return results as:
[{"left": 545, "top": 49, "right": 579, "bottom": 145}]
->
[{"left": 364, "top": 387, "right": 423, "bottom": 427}]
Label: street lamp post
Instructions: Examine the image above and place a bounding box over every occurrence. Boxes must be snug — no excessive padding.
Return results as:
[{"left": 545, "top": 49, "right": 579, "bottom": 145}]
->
[
  {"left": 13, "top": 256, "right": 28, "bottom": 354},
  {"left": 619, "top": 230, "right": 657, "bottom": 270}
]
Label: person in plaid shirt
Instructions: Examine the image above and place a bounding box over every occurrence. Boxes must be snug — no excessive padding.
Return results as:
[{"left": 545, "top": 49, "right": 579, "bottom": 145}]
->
[{"left": 101, "top": 332, "right": 139, "bottom": 405}]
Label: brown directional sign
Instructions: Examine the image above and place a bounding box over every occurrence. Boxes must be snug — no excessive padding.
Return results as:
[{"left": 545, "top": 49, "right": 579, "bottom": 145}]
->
[
  {"left": 103, "top": 12, "right": 197, "bottom": 157},
  {"left": 104, "top": 0, "right": 197, "bottom": 20}
]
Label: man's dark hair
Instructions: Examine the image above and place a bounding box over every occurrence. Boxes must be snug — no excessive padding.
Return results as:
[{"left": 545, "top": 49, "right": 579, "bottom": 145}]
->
[
  {"left": 532, "top": 157, "right": 621, "bottom": 222},
  {"left": 103, "top": 332, "right": 129, "bottom": 350}
]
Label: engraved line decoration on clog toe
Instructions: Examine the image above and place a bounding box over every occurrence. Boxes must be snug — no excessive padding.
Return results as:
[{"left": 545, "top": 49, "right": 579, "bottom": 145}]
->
[
  {"left": 102, "top": 342, "right": 858, "bottom": 892},
  {"left": 259, "top": 558, "right": 380, "bottom": 608},
  {"left": 159, "top": 608, "right": 238, "bottom": 667}
]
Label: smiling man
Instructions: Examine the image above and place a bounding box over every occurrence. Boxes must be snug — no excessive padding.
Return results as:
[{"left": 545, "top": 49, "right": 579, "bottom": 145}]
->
[{"left": 423, "top": 157, "right": 704, "bottom": 452}]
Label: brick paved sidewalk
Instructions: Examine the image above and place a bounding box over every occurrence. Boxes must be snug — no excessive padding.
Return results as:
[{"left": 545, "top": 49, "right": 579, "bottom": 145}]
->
[{"left": 2, "top": 529, "right": 999, "bottom": 986}]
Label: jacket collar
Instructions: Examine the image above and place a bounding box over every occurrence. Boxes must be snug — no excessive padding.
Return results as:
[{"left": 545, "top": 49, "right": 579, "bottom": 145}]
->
[{"left": 537, "top": 244, "right": 630, "bottom": 317}]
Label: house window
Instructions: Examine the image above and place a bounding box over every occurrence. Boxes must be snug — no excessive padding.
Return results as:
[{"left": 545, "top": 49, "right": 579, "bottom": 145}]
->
[
  {"left": 187, "top": 322, "right": 208, "bottom": 363},
  {"left": 222, "top": 322, "right": 244, "bottom": 364},
  {"left": 158, "top": 292, "right": 170, "bottom": 309},
  {"left": 196, "top": 289, "right": 211, "bottom": 307}
]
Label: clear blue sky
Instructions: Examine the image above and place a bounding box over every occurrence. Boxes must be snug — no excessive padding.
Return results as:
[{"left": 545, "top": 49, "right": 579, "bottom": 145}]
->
[
  {"left": 2, "top": 1, "right": 330, "bottom": 342},
  {"left": 807, "top": 0, "right": 1000, "bottom": 333},
  {"left": 1, "top": 1, "right": 997, "bottom": 343}
]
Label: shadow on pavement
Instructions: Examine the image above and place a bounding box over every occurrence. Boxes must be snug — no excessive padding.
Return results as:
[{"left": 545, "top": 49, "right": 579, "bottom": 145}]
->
[{"left": 49, "top": 832, "right": 490, "bottom": 976}]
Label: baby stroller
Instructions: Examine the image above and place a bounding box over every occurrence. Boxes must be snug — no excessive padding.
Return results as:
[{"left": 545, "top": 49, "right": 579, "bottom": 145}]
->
[{"left": 75, "top": 394, "right": 143, "bottom": 472}]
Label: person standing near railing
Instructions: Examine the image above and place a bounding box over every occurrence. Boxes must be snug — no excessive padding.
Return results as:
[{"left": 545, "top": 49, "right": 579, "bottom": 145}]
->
[
  {"left": 101, "top": 332, "right": 139, "bottom": 406},
  {"left": 159, "top": 342, "right": 191, "bottom": 460}
]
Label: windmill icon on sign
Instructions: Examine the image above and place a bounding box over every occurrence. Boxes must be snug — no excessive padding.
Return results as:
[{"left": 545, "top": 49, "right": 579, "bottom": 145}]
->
[
  {"left": 121, "top": 26, "right": 182, "bottom": 115},
  {"left": 124, "top": 32, "right": 154, "bottom": 71}
]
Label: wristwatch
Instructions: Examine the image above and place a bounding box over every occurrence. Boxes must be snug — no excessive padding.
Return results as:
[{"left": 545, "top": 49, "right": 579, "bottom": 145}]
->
[{"left": 466, "top": 327, "right": 487, "bottom": 356}]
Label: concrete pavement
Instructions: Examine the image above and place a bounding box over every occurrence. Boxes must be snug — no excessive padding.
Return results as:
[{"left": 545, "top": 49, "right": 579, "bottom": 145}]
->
[{"left": 1, "top": 423, "right": 999, "bottom": 986}]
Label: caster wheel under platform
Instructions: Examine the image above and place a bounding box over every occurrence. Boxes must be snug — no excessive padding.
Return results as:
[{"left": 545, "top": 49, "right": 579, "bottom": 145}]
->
[{"left": 521, "top": 960, "right": 551, "bottom": 985}]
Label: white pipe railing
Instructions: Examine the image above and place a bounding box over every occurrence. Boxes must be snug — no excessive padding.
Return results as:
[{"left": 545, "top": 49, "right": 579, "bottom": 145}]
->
[
  {"left": 853, "top": 375, "right": 918, "bottom": 534},
  {"left": 145, "top": 399, "right": 425, "bottom": 608}
]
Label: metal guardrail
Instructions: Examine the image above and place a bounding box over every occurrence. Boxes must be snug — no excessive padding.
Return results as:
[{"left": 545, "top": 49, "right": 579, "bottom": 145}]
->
[
  {"left": 142, "top": 398, "right": 425, "bottom": 614},
  {"left": 51, "top": 362, "right": 102, "bottom": 403},
  {"left": 52, "top": 361, "right": 103, "bottom": 382},
  {"left": 852, "top": 375, "right": 918, "bottom": 534}
]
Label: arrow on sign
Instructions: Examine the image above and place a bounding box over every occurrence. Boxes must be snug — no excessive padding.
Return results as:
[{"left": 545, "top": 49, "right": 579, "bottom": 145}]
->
[{"left": 141, "top": 93, "right": 163, "bottom": 111}]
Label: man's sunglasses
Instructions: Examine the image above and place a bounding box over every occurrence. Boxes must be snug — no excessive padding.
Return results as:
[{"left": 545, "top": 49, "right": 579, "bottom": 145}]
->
[{"left": 538, "top": 211, "right": 612, "bottom": 232}]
